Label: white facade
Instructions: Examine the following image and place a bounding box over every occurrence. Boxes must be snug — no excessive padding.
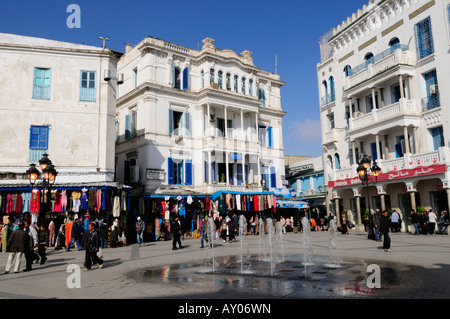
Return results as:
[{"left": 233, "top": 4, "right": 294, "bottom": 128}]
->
[
  {"left": 317, "top": 0, "right": 450, "bottom": 230},
  {"left": 0, "top": 33, "right": 120, "bottom": 186},
  {"left": 115, "top": 37, "right": 286, "bottom": 195}
]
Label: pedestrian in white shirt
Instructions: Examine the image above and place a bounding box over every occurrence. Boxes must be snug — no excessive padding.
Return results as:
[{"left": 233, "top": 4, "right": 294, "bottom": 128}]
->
[{"left": 428, "top": 209, "right": 438, "bottom": 235}]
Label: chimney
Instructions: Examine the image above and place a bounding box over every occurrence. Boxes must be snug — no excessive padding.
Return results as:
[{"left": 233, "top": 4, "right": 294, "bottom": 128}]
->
[{"left": 125, "top": 43, "right": 132, "bottom": 53}]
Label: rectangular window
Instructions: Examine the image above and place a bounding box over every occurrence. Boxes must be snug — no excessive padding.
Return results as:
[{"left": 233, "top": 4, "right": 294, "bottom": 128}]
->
[
  {"left": 422, "top": 70, "right": 440, "bottom": 110},
  {"left": 390, "top": 82, "right": 405, "bottom": 104},
  {"left": 267, "top": 126, "right": 273, "bottom": 148},
  {"left": 217, "top": 118, "right": 225, "bottom": 137},
  {"left": 80, "top": 71, "right": 96, "bottom": 102},
  {"left": 32, "top": 67, "right": 51, "bottom": 100},
  {"left": 415, "top": 16, "right": 434, "bottom": 59},
  {"left": 169, "top": 110, "right": 191, "bottom": 137},
  {"left": 168, "top": 158, "right": 184, "bottom": 185},
  {"left": 227, "top": 119, "right": 233, "bottom": 139},
  {"left": 259, "top": 125, "right": 267, "bottom": 146},
  {"left": 431, "top": 126, "right": 444, "bottom": 151},
  {"left": 327, "top": 114, "right": 335, "bottom": 131},
  {"left": 29, "top": 125, "right": 49, "bottom": 161},
  {"left": 133, "top": 68, "right": 138, "bottom": 89},
  {"left": 125, "top": 110, "right": 137, "bottom": 140}
]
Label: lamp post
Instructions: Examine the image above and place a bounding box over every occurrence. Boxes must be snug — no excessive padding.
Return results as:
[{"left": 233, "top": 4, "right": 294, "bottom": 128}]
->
[
  {"left": 26, "top": 153, "right": 58, "bottom": 225},
  {"left": 356, "top": 154, "right": 381, "bottom": 239}
]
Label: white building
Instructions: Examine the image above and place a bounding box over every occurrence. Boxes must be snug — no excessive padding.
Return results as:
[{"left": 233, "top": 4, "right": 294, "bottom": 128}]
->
[
  {"left": 115, "top": 36, "right": 286, "bottom": 197},
  {"left": 317, "top": 0, "right": 450, "bottom": 231},
  {"left": 0, "top": 33, "right": 122, "bottom": 202}
]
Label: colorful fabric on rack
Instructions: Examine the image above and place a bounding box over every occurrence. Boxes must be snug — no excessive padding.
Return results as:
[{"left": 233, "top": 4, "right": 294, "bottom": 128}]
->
[{"left": 30, "top": 190, "right": 40, "bottom": 214}]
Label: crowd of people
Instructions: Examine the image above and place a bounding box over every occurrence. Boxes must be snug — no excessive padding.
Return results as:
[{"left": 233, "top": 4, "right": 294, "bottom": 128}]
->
[{"left": 410, "top": 209, "right": 449, "bottom": 235}]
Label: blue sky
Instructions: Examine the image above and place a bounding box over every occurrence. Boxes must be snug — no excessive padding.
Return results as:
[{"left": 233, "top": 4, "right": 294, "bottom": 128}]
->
[{"left": 0, "top": 0, "right": 367, "bottom": 157}]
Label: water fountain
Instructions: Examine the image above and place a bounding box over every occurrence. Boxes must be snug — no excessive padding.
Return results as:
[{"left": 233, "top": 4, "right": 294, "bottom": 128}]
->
[
  {"left": 275, "top": 221, "right": 285, "bottom": 263},
  {"left": 204, "top": 216, "right": 216, "bottom": 272},
  {"left": 238, "top": 215, "right": 251, "bottom": 275},
  {"left": 301, "top": 217, "right": 315, "bottom": 277},
  {"left": 325, "top": 219, "right": 342, "bottom": 268}
]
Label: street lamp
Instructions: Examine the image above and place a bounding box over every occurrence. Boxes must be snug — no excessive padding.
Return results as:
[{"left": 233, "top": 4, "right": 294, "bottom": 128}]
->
[
  {"left": 26, "top": 153, "right": 58, "bottom": 224},
  {"left": 356, "top": 154, "right": 381, "bottom": 239}
]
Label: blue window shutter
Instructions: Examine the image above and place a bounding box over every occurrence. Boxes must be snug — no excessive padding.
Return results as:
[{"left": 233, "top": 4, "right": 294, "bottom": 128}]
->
[
  {"left": 267, "top": 126, "right": 273, "bottom": 148},
  {"left": 237, "top": 164, "right": 242, "bottom": 186},
  {"left": 29, "top": 126, "right": 49, "bottom": 150},
  {"left": 183, "top": 67, "right": 189, "bottom": 90},
  {"left": 168, "top": 158, "right": 174, "bottom": 185},
  {"left": 185, "top": 159, "right": 192, "bottom": 185},
  {"left": 228, "top": 163, "right": 233, "bottom": 185},
  {"left": 125, "top": 114, "right": 131, "bottom": 139},
  {"left": 212, "top": 162, "right": 216, "bottom": 182},
  {"left": 245, "top": 165, "right": 249, "bottom": 184},
  {"left": 204, "top": 161, "right": 209, "bottom": 182},
  {"left": 184, "top": 112, "right": 191, "bottom": 137},
  {"left": 270, "top": 166, "right": 277, "bottom": 188},
  {"left": 169, "top": 109, "right": 174, "bottom": 134}
]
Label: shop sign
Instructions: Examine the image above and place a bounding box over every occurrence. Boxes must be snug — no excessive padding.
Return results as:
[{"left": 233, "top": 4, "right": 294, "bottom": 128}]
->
[
  {"left": 229, "top": 153, "right": 242, "bottom": 160},
  {"left": 146, "top": 169, "right": 165, "bottom": 180},
  {"left": 328, "top": 164, "right": 446, "bottom": 188}
]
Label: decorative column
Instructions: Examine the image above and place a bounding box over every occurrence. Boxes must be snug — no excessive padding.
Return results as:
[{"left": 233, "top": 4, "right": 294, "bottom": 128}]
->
[
  {"left": 384, "top": 135, "right": 390, "bottom": 160},
  {"left": 242, "top": 153, "right": 246, "bottom": 186},
  {"left": 375, "top": 134, "right": 381, "bottom": 162},
  {"left": 255, "top": 112, "right": 258, "bottom": 143},
  {"left": 224, "top": 105, "right": 228, "bottom": 139},
  {"left": 408, "top": 76, "right": 413, "bottom": 99},
  {"left": 413, "top": 126, "right": 419, "bottom": 154},
  {"left": 208, "top": 151, "right": 212, "bottom": 184},
  {"left": 240, "top": 109, "right": 244, "bottom": 141},
  {"left": 207, "top": 103, "right": 211, "bottom": 137},
  {"left": 404, "top": 126, "right": 410, "bottom": 154},
  {"left": 399, "top": 75, "right": 405, "bottom": 99},
  {"left": 352, "top": 141, "right": 357, "bottom": 165},
  {"left": 226, "top": 151, "right": 229, "bottom": 185}
]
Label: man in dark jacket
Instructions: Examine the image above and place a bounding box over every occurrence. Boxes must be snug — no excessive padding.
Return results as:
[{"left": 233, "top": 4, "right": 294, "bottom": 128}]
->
[
  {"left": 37, "top": 223, "right": 49, "bottom": 265},
  {"left": 84, "top": 222, "right": 104, "bottom": 270},
  {"left": 171, "top": 217, "right": 183, "bottom": 250},
  {"left": 380, "top": 210, "right": 391, "bottom": 252},
  {"left": 4, "top": 223, "right": 29, "bottom": 274}
]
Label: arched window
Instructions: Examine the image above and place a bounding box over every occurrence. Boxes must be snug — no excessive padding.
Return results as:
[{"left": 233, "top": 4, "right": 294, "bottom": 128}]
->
[
  {"left": 226, "top": 73, "right": 231, "bottom": 90},
  {"left": 173, "top": 67, "right": 181, "bottom": 89},
  {"left": 327, "top": 155, "right": 333, "bottom": 171},
  {"left": 234, "top": 75, "right": 239, "bottom": 93},
  {"left": 218, "top": 71, "right": 223, "bottom": 89},
  {"left": 389, "top": 37, "right": 400, "bottom": 48},
  {"left": 343, "top": 65, "right": 352, "bottom": 77},
  {"left": 329, "top": 76, "right": 335, "bottom": 102},
  {"left": 334, "top": 153, "right": 341, "bottom": 170},
  {"left": 210, "top": 68, "right": 215, "bottom": 83},
  {"left": 322, "top": 80, "right": 328, "bottom": 104},
  {"left": 182, "top": 67, "right": 189, "bottom": 90},
  {"left": 249, "top": 79, "right": 253, "bottom": 96},
  {"left": 364, "top": 52, "right": 374, "bottom": 66},
  {"left": 242, "top": 77, "right": 246, "bottom": 95},
  {"left": 258, "top": 88, "right": 266, "bottom": 107},
  {"left": 201, "top": 70, "right": 204, "bottom": 88}
]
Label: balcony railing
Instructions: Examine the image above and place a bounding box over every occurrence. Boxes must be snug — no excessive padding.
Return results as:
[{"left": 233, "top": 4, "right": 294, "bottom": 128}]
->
[
  {"left": 345, "top": 45, "right": 412, "bottom": 91},
  {"left": 32, "top": 84, "right": 50, "bottom": 100},
  {"left": 80, "top": 87, "right": 96, "bottom": 102},
  {"left": 421, "top": 93, "right": 440, "bottom": 111},
  {"left": 348, "top": 44, "right": 409, "bottom": 77},
  {"left": 350, "top": 99, "right": 419, "bottom": 131},
  {"left": 320, "top": 91, "right": 336, "bottom": 106}
]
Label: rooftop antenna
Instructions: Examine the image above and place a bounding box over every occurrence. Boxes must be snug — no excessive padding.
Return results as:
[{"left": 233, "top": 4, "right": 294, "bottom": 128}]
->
[{"left": 98, "top": 36, "right": 110, "bottom": 49}]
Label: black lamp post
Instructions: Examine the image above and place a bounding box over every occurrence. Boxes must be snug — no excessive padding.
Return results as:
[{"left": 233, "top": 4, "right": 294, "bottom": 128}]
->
[
  {"left": 356, "top": 154, "right": 381, "bottom": 239},
  {"left": 26, "top": 153, "right": 58, "bottom": 225}
]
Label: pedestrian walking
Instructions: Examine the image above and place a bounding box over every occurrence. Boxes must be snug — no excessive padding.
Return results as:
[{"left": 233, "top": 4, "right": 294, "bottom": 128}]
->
[
  {"left": 411, "top": 210, "right": 420, "bottom": 235},
  {"left": 37, "top": 223, "right": 49, "bottom": 265},
  {"left": 4, "top": 222, "right": 28, "bottom": 274},
  {"left": 99, "top": 220, "right": 109, "bottom": 248},
  {"left": 427, "top": 209, "right": 437, "bottom": 235},
  {"left": 372, "top": 209, "right": 382, "bottom": 241},
  {"left": 23, "top": 220, "right": 39, "bottom": 271},
  {"left": 227, "top": 217, "right": 236, "bottom": 243},
  {"left": 380, "top": 210, "right": 391, "bottom": 252},
  {"left": 200, "top": 217, "right": 207, "bottom": 248},
  {"left": 84, "top": 222, "right": 104, "bottom": 271},
  {"left": 391, "top": 210, "right": 400, "bottom": 233},
  {"left": 171, "top": 217, "right": 184, "bottom": 250},
  {"left": 136, "top": 217, "right": 145, "bottom": 247}
]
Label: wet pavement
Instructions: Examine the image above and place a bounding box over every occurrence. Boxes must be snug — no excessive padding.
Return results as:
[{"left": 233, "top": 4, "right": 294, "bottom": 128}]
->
[{"left": 0, "top": 230, "right": 449, "bottom": 299}]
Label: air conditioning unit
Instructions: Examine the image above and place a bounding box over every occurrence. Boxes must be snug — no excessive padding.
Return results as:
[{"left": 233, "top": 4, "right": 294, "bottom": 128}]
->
[
  {"left": 210, "top": 83, "right": 218, "bottom": 89},
  {"left": 210, "top": 114, "right": 216, "bottom": 122},
  {"left": 430, "top": 84, "right": 439, "bottom": 94}
]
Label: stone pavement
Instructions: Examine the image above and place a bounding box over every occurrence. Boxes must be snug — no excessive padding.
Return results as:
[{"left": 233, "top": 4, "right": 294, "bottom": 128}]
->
[{"left": 0, "top": 230, "right": 449, "bottom": 300}]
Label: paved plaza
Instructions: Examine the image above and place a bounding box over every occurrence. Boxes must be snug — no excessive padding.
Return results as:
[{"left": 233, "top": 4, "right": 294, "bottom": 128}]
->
[{"left": 0, "top": 229, "right": 449, "bottom": 300}]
